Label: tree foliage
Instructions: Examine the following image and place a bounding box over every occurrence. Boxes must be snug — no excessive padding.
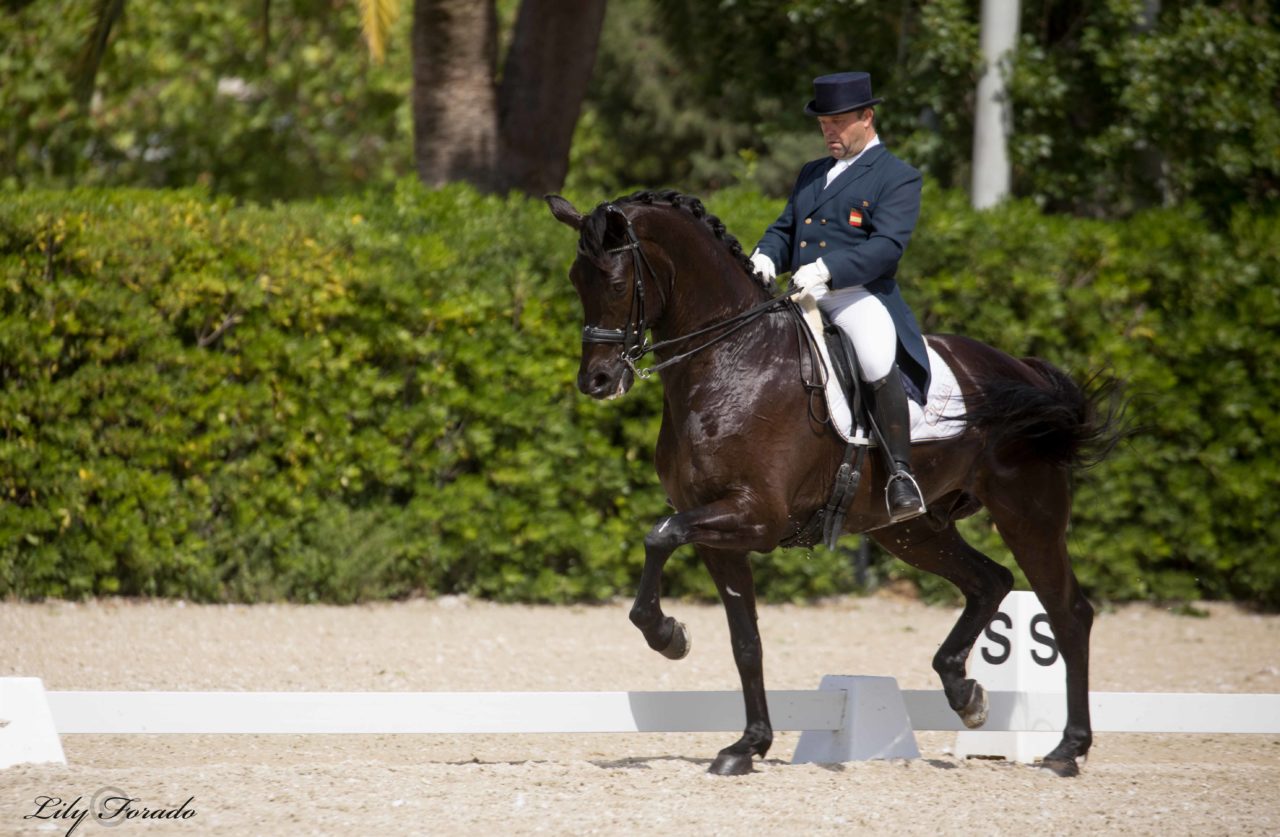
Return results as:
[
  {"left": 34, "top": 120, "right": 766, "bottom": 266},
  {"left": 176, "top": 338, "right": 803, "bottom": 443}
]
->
[
  {"left": 3, "top": 1, "right": 1275, "bottom": 212},
  {"left": 1008, "top": 0, "right": 1280, "bottom": 214},
  {"left": 571, "top": 0, "right": 984, "bottom": 196},
  {"left": 0, "top": 0, "right": 415, "bottom": 200},
  {"left": 570, "top": 0, "right": 1278, "bottom": 214}
]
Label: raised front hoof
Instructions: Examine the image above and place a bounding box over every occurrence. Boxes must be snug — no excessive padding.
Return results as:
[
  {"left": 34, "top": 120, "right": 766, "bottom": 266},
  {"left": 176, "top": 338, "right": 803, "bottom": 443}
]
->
[
  {"left": 659, "top": 618, "right": 691, "bottom": 660},
  {"left": 959, "top": 681, "right": 989, "bottom": 729},
  {"left": 708, "top": 751, "right": 755, "bottom": 776},
  {"left": 1039, "top": 756, "right": 1080, "bottom": 778}
]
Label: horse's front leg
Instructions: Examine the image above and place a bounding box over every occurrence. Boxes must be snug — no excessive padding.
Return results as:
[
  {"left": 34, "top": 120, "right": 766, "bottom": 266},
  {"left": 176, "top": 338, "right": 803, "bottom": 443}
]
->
[
  {"left": 628, "top": 515, "right": 693, "bottom": 660},
  {"left": 627, "top": 498, "right": 776, "bottom": 775},
  {"left": 700, "top": 546, "right": 771, "bottom": 776}
]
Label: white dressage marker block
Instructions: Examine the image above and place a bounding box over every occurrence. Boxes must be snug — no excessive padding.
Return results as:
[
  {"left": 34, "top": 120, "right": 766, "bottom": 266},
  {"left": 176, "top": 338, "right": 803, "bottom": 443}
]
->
[
  {"left": 0, "top": 678, "right": 66, "bottom": 768},
  {"left": 955, "top": 591, "right": 1065, "bottom": 762},
  {"left": 792, "top": 675, "right": 920, "bottom": 764}
]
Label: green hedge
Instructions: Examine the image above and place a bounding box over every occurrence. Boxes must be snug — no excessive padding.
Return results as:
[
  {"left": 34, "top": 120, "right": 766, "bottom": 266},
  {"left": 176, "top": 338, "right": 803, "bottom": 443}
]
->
[{"left": 1, "top": 183, "right": 1276, "bottom": 606}]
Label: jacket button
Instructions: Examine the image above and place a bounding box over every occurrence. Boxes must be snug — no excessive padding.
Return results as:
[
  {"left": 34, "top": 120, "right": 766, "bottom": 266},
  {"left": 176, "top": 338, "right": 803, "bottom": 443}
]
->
[
  {"left": 804, "top": 218, "right": 812, "bottom": 225},
  {"left": 799, "top": 241, "right": 808, "bottom": 248},
  {"left": 819, "top": 241, "right": 827, "bottom": 247},
  {"left": 820, "top": 219, "right": 827, "bottom": 225}
]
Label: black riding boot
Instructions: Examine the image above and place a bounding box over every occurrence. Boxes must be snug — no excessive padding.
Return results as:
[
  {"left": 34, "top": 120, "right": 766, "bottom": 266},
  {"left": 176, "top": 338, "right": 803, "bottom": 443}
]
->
[{"left": 868, "top": 372, "right": 926, "bottom": 523}]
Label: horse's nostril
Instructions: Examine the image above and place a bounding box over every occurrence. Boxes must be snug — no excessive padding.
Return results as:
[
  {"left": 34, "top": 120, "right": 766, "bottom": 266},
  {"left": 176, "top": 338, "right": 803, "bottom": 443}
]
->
[{"left": 590, "top": 372, "right": 612, "bottom": 393}]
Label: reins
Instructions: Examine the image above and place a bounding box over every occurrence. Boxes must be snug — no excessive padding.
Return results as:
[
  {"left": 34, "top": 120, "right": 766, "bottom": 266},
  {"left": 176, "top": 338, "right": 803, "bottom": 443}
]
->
[{"left": 585, "top": 206, "right": 807, "bottom": 381}]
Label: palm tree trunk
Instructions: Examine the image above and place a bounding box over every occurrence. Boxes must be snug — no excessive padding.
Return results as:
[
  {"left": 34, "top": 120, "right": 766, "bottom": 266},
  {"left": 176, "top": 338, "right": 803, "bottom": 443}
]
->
[
  {"left": 411, "top": 0, "right": 606, "bottom": 195},
  {"left": 410, "top": 0, "right": 500, "bottom": 189},
  {"left": 495, "top": 0, "right": 607, "bottom": 195}
]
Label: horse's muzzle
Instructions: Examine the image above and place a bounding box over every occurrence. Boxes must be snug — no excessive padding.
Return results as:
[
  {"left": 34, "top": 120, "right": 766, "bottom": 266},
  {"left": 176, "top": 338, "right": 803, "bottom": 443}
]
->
[{"left": 578, "top": 356, "right": 634, "bottom": 400}]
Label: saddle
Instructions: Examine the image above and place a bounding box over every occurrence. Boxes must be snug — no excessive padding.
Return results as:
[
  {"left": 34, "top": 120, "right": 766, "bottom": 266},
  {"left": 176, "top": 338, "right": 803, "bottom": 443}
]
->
[
  {"left": 823, "top": 326, "right": 926, "bottom": 410},
  {"left": 779, "top": 323, "right": 872, "bottom": 551},
  {"left": 822, "top": 326, "right": 860, "bottom": 416},
  {"left": 782, "top": 315, "right": 931, "bottom": 550}
]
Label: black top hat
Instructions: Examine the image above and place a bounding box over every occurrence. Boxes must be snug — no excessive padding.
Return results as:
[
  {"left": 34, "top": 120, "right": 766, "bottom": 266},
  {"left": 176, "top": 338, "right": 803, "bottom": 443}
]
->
[{"left": 804, "top": 72, "right": 883, "bottom": 116}]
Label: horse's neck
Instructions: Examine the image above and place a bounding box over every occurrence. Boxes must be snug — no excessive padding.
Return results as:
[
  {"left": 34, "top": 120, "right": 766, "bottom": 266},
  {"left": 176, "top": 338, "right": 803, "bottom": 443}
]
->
[
  {"left": 652, "top": 257, "right": 793, "bottom": 397},
  {"left": 637, "top": 209, "right": 788, "bottom": 383},
  {"left": 652, "top": 250, "right": 772, "bottom": 345}
]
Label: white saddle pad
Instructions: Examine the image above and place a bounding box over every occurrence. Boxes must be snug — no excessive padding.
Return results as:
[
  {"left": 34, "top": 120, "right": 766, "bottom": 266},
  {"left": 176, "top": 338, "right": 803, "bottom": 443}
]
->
[{"left": 796, "top": 292, "right": 968, "bottom": 445}]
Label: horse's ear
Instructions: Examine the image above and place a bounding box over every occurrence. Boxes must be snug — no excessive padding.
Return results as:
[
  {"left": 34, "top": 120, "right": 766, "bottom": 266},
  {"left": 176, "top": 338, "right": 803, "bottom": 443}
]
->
[
  {"left": 604, "top": 204, "right": 631, "bottom": 242},
  {"left": 545, "top": 195, "right": 582, "bottom": 230}
]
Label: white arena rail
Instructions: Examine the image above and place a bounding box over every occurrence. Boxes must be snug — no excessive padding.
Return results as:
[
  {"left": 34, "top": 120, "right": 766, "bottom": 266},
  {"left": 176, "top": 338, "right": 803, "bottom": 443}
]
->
[
  {"left": 4, "top": 676, "right": 1278, "bottom": 769},
  {"left": 45, "top": 689, "right": 845, "bottom": 735},
  {"left": 41, "top": 687, "right": 1280, "bottom": 735}
]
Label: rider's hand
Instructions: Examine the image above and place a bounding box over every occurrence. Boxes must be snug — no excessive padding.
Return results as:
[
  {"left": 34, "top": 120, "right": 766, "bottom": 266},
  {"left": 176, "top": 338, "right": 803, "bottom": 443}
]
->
[
  {"left": 750, "top": 250, "right": 776, "bottom": 283},
  {"left": 791, "top": 259, "right": 830, "bottom": 292}
]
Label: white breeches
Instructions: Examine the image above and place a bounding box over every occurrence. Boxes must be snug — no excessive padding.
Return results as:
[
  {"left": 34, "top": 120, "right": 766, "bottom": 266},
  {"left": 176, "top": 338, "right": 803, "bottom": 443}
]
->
[{"left": 813, "top": 284, "right": 898, "bottom": 383}]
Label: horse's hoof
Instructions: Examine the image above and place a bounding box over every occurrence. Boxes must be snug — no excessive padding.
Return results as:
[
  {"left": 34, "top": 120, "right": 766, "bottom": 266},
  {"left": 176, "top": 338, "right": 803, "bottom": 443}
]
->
[
  {"left": 660, "top": 619, "right": 691, "bottom": 660},
  {"left": 960, "top": 681, "right": 988, "bottom": 729},
  {"left": 708, "top": 751, "right": 754, "bottom": 776},
  {"left": 1039, "top": 757, "right": 1080, "bottom": 778}
]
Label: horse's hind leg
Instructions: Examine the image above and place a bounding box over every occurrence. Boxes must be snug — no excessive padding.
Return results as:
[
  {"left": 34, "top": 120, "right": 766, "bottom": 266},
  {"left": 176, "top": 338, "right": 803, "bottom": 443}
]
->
[
  {"left": 981, "top": 465, "right": 1094, "bottom": 776},
  {"left": 873, "top": 519, "right": 1013, "bottom": 728}
]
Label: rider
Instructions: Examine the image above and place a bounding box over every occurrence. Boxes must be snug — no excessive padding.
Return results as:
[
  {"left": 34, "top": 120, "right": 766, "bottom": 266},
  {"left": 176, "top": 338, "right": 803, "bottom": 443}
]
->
[{"left": 750, "top": 71, "right": 930, "bottom": 523}]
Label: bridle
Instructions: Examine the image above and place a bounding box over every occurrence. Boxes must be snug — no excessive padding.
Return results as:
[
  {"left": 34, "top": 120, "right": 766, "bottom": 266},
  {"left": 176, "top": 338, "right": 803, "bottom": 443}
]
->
[
  {"left": 580, "top": 205, "right": 804, "bottom": 380},
  {"left": 579, "top": 206, "right": 662, "bottom": 371}
]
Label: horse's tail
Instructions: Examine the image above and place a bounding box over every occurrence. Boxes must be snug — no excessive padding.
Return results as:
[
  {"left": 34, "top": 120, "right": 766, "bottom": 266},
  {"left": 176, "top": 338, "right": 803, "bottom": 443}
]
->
[{"left": 960, "top": 359, "right": 1124, "bottom": 471}]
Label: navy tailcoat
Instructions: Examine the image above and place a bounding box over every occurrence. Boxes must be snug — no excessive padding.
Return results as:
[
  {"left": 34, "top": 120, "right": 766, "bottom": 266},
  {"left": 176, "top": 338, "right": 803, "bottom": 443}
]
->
[{"left": 755, "top": 144, "right": 930, "bottom": 398}]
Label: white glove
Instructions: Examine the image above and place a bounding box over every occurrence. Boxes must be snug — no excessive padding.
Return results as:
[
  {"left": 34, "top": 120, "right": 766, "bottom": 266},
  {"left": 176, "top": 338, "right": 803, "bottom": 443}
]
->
[
  {"left": 750, "top": 250, "right": 776, "bottom": 283},
  {"left": 791, "top": 258, "right": 830, "bottom": 292}
]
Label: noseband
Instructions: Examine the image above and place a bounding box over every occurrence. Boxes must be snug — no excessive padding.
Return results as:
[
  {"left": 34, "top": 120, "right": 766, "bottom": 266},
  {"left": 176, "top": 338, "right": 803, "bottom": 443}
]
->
[{"left": 581, "top": 204, "right": 804, "bottom": 380}]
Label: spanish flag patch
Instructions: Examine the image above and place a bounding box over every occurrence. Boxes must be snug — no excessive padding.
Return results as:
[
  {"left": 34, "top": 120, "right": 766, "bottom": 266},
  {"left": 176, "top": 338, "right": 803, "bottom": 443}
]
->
[{"left": 848, "top": 209, "right": 863, "bottom": 227}]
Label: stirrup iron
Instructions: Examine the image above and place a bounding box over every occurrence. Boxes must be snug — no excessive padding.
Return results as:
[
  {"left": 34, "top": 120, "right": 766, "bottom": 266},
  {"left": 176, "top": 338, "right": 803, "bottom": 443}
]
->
[{"left": 884, "top": 468, "right": 927, "bottom": 522}]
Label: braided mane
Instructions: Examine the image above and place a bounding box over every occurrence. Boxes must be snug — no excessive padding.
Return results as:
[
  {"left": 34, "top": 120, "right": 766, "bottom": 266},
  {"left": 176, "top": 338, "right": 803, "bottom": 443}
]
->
[{"left": 580, "top": 190, "right": 769, "bottom": 291}]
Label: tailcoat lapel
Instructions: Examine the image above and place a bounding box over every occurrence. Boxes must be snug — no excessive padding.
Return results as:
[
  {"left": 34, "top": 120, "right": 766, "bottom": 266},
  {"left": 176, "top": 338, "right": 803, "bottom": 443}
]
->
[
  {"left": 810, "top": 145, "right": 886, "bottom": 214},
  {"left": 797, "top": 159, "right": 835, "bottom": 220}
]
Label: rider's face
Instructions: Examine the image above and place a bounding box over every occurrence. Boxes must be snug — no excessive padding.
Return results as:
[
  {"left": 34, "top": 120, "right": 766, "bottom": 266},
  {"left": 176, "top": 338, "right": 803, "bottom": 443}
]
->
[{"left": 818, "top": 108, "right": 875, "bottom": 160}]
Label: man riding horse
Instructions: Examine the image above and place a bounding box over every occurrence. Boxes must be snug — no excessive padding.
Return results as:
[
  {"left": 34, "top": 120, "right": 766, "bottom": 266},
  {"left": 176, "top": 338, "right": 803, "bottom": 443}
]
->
[
  {"left": 751, "top": 71, "right": 929, "bottom": 523},
  {"left": 545, "top": 71, "right": 1112, "bottom": 778}
]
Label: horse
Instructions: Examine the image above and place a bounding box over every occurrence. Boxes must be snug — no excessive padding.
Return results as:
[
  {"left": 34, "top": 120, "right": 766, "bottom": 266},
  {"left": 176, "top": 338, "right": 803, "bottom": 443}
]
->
[{"left": 544, "top": 189, "right": 1116, "bottom": 777}]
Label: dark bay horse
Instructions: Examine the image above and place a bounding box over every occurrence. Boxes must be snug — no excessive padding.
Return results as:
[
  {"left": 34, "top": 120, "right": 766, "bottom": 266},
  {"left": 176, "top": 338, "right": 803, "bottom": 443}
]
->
[{"left": 545, "top": 190, "right": 1114, "bottom": 777}]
